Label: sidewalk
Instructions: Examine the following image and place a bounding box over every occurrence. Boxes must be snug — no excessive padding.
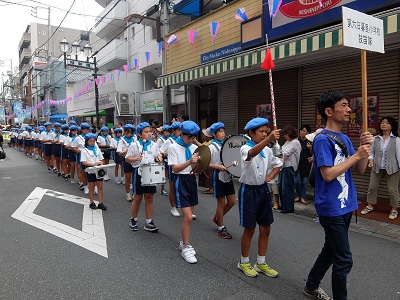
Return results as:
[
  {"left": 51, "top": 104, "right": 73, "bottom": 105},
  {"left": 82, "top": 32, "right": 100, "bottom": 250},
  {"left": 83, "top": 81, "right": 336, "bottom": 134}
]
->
[{"left": 232, "top": 180, "right": 400, "bottom": 244}]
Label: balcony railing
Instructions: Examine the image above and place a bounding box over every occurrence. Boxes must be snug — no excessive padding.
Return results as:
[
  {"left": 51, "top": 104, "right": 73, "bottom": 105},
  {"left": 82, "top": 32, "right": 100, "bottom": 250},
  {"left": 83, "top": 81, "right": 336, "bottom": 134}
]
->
[{"left": 95, "top": 0, "right": 127, "bottom": 40}]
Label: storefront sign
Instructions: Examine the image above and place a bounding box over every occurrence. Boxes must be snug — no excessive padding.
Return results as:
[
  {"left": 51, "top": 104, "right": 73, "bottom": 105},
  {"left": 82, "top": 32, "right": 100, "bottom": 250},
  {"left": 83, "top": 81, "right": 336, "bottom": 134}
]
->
[
  {"left": 143, "top": 99, "right": 163, "bottom": 112},
  {"left": 342, "top": 7, "right": 384, "bottom": 54},
  {"left": 263, "top": 0, "right": 391, "bottom": 41},
  {"left": 98, "top": 96, "right": 113, "bottom": 109},
  {"left": 348, "top": 94, "right": 379, "bottom": 137},
  {"left": 200, "top": 43, "right": 242, "bottom": 64}
]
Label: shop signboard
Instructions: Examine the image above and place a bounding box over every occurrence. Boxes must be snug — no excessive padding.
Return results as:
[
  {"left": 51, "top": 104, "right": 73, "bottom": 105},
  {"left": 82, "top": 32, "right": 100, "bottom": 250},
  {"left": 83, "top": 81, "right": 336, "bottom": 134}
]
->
[
  {"left": 263, "top": 0, "right": 393, "bottom": 41},
  {"left": 342, "top": 6, "right": 384, "bottom": 53},
  {"left": 143, "top": 99, "right": 163, "bottom": 112},
  {"left": 200, "top": 43, "right": 242, "bottom": 64}
]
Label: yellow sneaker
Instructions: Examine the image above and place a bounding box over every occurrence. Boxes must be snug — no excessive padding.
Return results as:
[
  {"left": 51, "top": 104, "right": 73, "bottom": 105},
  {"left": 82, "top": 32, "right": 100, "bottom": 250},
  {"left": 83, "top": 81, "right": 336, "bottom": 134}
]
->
[
  {"left": 273, "top": 203, "right": 279, "bottom": 210},
  {"left": 254, "top": 262, "right": 278, "bottom": 278},
  {"left": 237, "top": 262, "right": 258, "bottom": 277},
  {"left": 389, "top": 210, "right": 398, "bottom": 220}
]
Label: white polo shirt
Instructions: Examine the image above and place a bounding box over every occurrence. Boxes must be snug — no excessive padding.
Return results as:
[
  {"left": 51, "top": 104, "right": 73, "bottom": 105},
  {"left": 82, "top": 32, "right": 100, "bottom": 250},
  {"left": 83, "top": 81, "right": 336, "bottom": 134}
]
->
[
  {"left": 59, "top": 134, "right": 71, "bottom": 146},
  {"left": 239, "top": 144, "right": 282, "bottom": 186},
  {"left": 168, "top": 142, "right": 198, "bottom": 175},
  {"left": 126, "top": 140, "right": 160, "bottom": 168},
  {"left": 71, "top": 134, "right": 86, "bottom": 151},
  {"left": 40, "top": 130, "right": 55, "bottom": 144},
  {"left": 110, "top": 137, "right": 120, "bottom": 149},
  {"left": 116, "top": 136, "right": 136, "bottom": 155},
  {"left": 21, "top": 130, "right": 33, "bottom": 140},
  {"left": 97, "top": 134, "right": 111, "bottom": 146},
  {"left": 160, "top": 137, "right": 176, "bottom": 153},
  {"left": 80, "top": 147, "right": 104, "bottom": 165},
  {"left": 209, "top": 142, "right": 222, "bottom": 165}
]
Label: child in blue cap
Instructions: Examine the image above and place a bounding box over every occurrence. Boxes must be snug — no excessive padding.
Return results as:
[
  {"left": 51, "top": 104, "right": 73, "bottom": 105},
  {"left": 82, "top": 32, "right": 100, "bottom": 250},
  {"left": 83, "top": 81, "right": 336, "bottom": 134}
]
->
[
  {"left": 156, "top": 125, "right": 171, "bottom": 196},
  {"left": 97, "top": 126, "right": 112, "bottom": 181},
  {"left": 160, "top": 122, "right": 183, "bottom": 217},
  {"left": 237, "top": 117, "right": 281, "bottom": 278},
  {"left": 52, "top": 122, "right": 63, "bottom": 176},
  {"left": 110, "top": 127, "right": 124, "bottom": 184},
  {"left": 40, "top": 122, "right": 55, "bottom": 172},
  {"left": 125, "top": 122, "right": 163, "bottom": 232},
  {"left": 117, "top": 124, "right": 136, "bottom": 201},
  {"left": 59, "top": 124, "right": 70, "bottom": 181},
  {"left": 168, "top": 120, "right": 200, "bottom": 263},
  {"left": 207, "top": 122, "right": 236, "bottom": 239},
  {"left": 80, "top": 133, "right": 107, "bottom": 210}
]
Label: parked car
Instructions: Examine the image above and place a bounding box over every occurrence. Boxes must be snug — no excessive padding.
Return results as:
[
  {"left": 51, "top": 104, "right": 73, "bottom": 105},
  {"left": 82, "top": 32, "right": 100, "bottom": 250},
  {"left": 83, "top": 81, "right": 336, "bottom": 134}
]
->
[{"left": 1, "top": 130, "right": 11, "bottom": 142}]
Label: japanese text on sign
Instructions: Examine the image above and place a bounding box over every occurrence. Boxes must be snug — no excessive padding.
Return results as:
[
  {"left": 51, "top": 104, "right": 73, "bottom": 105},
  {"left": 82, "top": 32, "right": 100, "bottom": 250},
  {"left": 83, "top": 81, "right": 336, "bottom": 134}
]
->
[{"left": 342, "top": 6, "right": 384, "bottom": 54}]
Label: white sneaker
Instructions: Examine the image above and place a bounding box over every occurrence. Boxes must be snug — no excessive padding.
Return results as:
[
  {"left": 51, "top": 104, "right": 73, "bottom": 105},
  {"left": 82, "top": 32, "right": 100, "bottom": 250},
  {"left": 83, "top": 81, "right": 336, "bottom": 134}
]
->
[
  {"left": 70, "top": 179, "right": 75, "bottom": 184},
  {"left": 104, "top": 175, "right": 110, "bottom": 181},
  {"left": 192, "top": 214, "right": 197, "bottom": 220},
  {"left": 94, "top": 186, "right": 98, "bottom": 194},
  {"left": 126, "top": 194, "right": 133, "bottom": 202},
  {"left": 129, "top": 183, "right": 133, "bottom": 190},
  {"left": 84, "top": 186, "right": 89, "bottom": 194},
  {"left": 170, "top": 207, "right": 180, "bottom": 217},
  {"left": 121, "top": 178, "right": 125, "bottom": 184},
  {"left": 114, "top": 178, "right": 120, "bottom": 184},
  {"left": 179, "top": 241, "right": 196, "bottom": 255},
  {"left": 180, "top": 243, "right": 197, "bottom": 264}
]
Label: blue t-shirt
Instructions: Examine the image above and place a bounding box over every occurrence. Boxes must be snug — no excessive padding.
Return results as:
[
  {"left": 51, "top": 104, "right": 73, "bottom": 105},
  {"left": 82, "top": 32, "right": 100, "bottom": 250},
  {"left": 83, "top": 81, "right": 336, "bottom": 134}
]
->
[{"left": 313, "top": 129, "right": 357, "bottom": 217}]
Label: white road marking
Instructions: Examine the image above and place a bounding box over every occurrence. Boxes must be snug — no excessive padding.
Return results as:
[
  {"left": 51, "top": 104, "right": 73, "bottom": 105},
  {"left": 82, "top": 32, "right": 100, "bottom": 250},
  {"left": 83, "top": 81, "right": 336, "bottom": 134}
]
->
[{"left": 11, "top": 187, "right": 108, "bottom": 258}]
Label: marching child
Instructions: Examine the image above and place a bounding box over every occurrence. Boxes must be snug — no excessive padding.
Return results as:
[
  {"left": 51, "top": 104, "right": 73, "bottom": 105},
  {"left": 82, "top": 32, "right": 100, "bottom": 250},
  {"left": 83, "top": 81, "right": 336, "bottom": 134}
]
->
[
  {"left": 22, "top": 126, "right": 34, "bottom": 158},
  {"left": 52, "top": 122, "right": 63, "bottom": 175},
  {"left": 237, "top": 117, "right": 281, "bottom": 278},
  {"left": 208, "top": 122, "right": 236, "bottom": 239},
  {"left": 156, "top": 125, "right": 171, "bottom": 196},
  {"left": 80, "top": 133, "right": 107, "bottom": 210},
  {"left": 66, "top": 125, "right": 78, "bottom": 184},
  {"left": 97, "top": 126, "right": 112, "bottom": 181},
  {"left": 110, "top": 127, "right": 124, "bottom": 184},
  {"left": 71, "top": 123, "right": 91, "bottom": 194},
  {"left": 168, "top": 120, "right": 200, "bottom": 263},
  {"left": 126, "top": 122, "right": 163, "bottom": 232},
  {"left": 160, "top": 122, "right": 182, "bottom": 217},
  {"left": 59, "top": 124, "right": 70, "bottom": 181},
  {"left": 40, "top": 122, "right": 55, "bottom": 172},
  {"left": 116, "top": 124, "right": 136, "bottom": 201}
]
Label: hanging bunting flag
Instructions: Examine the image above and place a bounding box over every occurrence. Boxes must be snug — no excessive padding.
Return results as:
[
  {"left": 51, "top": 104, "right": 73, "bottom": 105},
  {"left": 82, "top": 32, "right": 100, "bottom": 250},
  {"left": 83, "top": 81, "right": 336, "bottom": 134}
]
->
[
  {"left": 123, "top": 64, "right": 129, "bottom": 74},
  {"left": 109, "top": 73, "right": 113, "bottom": 81},
  {"left": 88, "top": 81, "right": 93, "bottom": 88},
  {"left": 209, "top": 21, "right": 220, "bottom": 43},
  {"left": 166, "top": 34, "right": 178, "bottom": 49},
  {"left": 187, "top": 30, "right": 197, "bottom": 49},
  {"left": 235, "top": 8, "right": 248, "bottom": 22},
  {"left": 145, "top": 52, "right": 151, "bottom": 65},
  {"left": 101, "top": 76, "right": 106, "bottom": 84},
  {"left": 268, "top": 0, "right": 282, "bottom": 18},
  {"left": 95, "top": 78, "right": 99, "bottom": 86},
  {"left": 158, "top": 41, "right": 163, "bottom": 57},
  {"left": 133, "top": 58, "right": 139, "bottom": 69}
]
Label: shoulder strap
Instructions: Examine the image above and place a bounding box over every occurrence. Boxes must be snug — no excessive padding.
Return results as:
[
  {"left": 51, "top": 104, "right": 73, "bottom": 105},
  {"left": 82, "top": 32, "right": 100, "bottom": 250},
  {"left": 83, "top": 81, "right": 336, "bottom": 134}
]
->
[
  {"left": 210, "top": 142, "right": 220, "bottom": 152},
  {"left": 319, "top": 131, "right": 349, "bottom": 158}
]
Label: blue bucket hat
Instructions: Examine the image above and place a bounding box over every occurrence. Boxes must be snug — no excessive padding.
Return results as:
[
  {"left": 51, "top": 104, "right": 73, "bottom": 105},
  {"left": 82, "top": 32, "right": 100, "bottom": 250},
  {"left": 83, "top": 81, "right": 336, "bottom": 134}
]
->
[
  {"left": 80, "top": 122, "right": 91, "bottom": 129},
  {"left": 44, "top": 122, "right": 52, "bottom": 127},
  {"left": 61, "top": 124, "right": 69, "bottom": 130},
  {"left": 69, "top": 125, "right": 78, "bottom": 131},
  {"left": 69, "top": 120, "right": 76, "bottom": 125},
  {"left": 84, "top": 133, "right": 97, "bottom": 140},
  {"left": 123, "top": 124, "right": 135, "bottom": 131},
  {"left": 162, "top": 125, "right": 170, "bottom": 131},
  {"left": 26, "top": 126, "right": 32, "bottom": 131},
  {"left": 39, "top": 126, "right": 45, "bottom": 132},
  {"left": 170, "top": 122, "right": 181, "bottom": 130},
  {"left": 114, "top": 128, "right": 123, "bottom": 133},
  {"left": 244, "top": 117, "right": 269, "bottom": 131},
  {"left": 100, "top": 126, "right": 109, "bottom": 132},
  {"left": 136, "top": 122, "right": 150, "bottom": 134},
  {"left": 53, "top": 122, "right": 61, "bottom": 127},
  {"left": 180, "top": 121, "right": 200, "bottom": 135},
  {"left": 209, "top": 122, "right": 225, "bottom": 135}
]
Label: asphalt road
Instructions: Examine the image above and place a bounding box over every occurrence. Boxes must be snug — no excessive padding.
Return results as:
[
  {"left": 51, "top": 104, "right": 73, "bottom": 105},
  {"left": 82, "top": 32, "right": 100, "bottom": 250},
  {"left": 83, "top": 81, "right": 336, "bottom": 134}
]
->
[{"left": 0, "top": 145, "right": 399, "bottom": 300}]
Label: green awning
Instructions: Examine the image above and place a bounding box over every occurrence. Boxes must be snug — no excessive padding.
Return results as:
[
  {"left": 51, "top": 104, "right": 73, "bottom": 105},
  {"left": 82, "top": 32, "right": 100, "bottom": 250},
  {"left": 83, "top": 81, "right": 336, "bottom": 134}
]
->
[{"left": 80, "top": 110, "right": 106, "bottom": 117}]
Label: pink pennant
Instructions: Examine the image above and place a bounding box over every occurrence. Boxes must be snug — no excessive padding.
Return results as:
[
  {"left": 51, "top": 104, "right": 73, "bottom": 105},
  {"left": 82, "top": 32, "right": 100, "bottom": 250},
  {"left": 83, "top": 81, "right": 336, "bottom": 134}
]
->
[
  {"left": 209, "top": 21, "right": 220, "bottom": 43},
  {"left": 188, "top": 30, "right": 197, "bottom": 49},
  {"left": 123, "top": 64, "right": 129, "bottom": 74}
]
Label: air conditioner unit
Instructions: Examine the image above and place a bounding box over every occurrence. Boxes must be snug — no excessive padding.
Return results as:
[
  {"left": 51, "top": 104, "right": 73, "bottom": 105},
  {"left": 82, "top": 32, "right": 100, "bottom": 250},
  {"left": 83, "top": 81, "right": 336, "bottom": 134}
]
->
[{"left": 118, "top": 92, "right": 131, "bottom": 114}]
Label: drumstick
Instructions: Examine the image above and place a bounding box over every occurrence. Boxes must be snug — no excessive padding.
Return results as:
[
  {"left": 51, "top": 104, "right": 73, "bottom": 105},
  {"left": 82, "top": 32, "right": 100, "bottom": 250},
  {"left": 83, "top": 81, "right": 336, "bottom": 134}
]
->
[
  {"left": 225, "top": 161, "right": 238, "bottom": 169},
  {"left": 141, "top": 139, "right": 147, "bottom": 155}
]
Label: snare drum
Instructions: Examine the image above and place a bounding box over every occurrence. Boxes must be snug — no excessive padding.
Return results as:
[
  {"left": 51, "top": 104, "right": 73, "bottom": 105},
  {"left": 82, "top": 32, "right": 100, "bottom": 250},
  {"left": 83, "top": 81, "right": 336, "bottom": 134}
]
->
[
  {"left": 220, "top": 134, "right": 250, "bottom": 178},
  {"left": 139, "top": 163, "right": 166, "bottom": 186}
]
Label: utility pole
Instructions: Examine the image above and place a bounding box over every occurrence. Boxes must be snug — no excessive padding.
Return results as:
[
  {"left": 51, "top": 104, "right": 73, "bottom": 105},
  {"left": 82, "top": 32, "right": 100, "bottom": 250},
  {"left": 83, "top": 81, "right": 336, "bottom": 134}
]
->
[
  {"left": 162, "top": 0, "right": 171, "bottom": 124},
  {"left": 46, "top": 7, "right": 51, "bottom": 122}
]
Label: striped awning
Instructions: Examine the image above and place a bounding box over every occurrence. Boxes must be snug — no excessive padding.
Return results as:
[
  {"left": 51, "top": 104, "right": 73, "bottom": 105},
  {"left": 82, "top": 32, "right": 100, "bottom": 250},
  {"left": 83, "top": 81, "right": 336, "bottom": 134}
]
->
[{"left": 157, "top": 11, "right": 400, "bottom": 88}]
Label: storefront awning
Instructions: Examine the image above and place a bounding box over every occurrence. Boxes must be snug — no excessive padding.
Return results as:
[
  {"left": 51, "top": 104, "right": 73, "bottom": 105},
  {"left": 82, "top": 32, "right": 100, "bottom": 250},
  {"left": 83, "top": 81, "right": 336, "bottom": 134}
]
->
[
  {"left": 80, "top": 110, "right": 106, "bottom": 117},
  {"left": 157, "top": 11, "right": 399, "bottom": 88}
]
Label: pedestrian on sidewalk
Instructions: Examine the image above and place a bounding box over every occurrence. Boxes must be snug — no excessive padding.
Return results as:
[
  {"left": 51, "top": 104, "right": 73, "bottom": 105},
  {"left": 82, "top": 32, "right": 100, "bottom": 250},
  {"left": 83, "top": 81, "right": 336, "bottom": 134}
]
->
[
  {"left": 295, "top": 124, "right": 312, "bottom": 205},
  {"left": 237, "top": 117, "right": 281, "bottom": 278},
  {"left": 361, "top": 116, "right": 400, "bottom": 220},
  {"left": 303, "top": 90, "right": 372, "bottom": 300}
]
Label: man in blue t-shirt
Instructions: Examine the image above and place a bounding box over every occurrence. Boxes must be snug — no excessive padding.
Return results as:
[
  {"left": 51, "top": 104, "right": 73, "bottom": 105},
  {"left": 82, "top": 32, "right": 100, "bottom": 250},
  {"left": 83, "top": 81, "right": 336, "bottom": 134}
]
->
[{"left": 303, "top": 90, "right": 373, "bottom": 300}]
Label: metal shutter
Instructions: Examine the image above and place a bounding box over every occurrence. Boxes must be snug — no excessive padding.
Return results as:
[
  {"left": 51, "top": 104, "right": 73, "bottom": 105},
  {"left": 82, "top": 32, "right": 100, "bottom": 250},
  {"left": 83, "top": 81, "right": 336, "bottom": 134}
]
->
[
  {"left": 219, "top": 79, "right": 238, "bottom": 136},
  {"left": 301, "top": 49, "right": 400, "bottom": 197}
]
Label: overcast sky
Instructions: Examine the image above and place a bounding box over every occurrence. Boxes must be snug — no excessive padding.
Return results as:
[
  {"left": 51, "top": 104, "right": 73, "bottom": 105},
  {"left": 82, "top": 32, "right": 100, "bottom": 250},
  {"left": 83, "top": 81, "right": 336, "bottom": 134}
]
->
[{"left": 0, "top": 0, "right": 103, "bottom": 77}]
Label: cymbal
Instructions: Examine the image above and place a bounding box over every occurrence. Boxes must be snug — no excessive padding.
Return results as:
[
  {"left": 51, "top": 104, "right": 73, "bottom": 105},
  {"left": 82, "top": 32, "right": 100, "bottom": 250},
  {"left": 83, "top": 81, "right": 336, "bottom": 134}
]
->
[{"left": 191, "top": 145, "right": 211, "bottom": 175}]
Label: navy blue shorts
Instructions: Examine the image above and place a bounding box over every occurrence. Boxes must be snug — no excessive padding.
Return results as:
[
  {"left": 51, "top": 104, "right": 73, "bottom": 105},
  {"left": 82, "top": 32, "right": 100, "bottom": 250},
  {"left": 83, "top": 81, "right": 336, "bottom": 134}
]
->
[
  {"left": 53, "top": 144, "right": 62, "bottom": 158},
  {"left": 76, "top": 153, "right": 81, "bottom": 164},
  {"left": 213, "top": 170, "right": 235, "bottom": 198},
  {"left": 132, "top": 168, "right": 156, "bottom": 195},
  {"left": 68, "top": 150, "right": 76, "bottom": 162},
  {"left": 25, "top": 140, "right": 33, "bottom": 147},
  {"left": 238, "top": 183, "right": 273, "bottom": 228},
  {"left": 61, "top": 147, "right": 69, "bottom": 160},
  {"left": 44, "top": 144, "right": 53, "bottom": 157},
  {"left": 34, "top": 141, "right": 39, "bottom": 148},
  {"left": 123, "top": 160, "right": 133, "bottom": 173},
  {"left": 168, "top": 165, "right": 175, "bottom": 182},
  {"left": 101, "top": 149, "right": 111, "bottom": 160},
  {"left": 113, "top": 152, "right": 124, "bottom": 164},
  {"left": 174, "top": 174, "right": 198, "bottom": 208},
  {"left": 18, "top": 139, "right": 23, "bottom": 145},
  {"left": 11, "top": 137, "right": 15, "bottom": 143},
  {"left": 86, "top": 173, "right": 103, "bottom": 183}
]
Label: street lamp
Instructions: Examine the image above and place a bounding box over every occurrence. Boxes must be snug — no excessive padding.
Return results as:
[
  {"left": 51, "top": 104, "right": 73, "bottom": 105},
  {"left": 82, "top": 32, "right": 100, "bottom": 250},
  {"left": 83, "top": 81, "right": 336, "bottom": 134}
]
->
[
  {"left": 124, "top": 14, "right": 163, "bottom": 42},
  {"left": 59, "top": 38, "right": 100, "bottom": 128}
]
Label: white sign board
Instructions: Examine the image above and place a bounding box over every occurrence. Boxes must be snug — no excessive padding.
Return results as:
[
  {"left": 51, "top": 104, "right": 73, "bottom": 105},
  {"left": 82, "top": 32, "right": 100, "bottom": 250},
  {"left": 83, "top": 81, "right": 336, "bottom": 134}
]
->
[{"left": 342, "top": 6, "right": 385, "bottom": 54}]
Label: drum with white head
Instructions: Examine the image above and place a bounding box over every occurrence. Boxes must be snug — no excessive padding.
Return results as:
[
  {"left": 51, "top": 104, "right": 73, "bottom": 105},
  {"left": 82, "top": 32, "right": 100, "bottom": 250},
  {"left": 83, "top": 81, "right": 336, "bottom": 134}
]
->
[
  {"left": 139, "top": 163, "right": 166, "bottom": 186},
  {"left": 220, "top": 134, "right": 250, "bottom": 178}
]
